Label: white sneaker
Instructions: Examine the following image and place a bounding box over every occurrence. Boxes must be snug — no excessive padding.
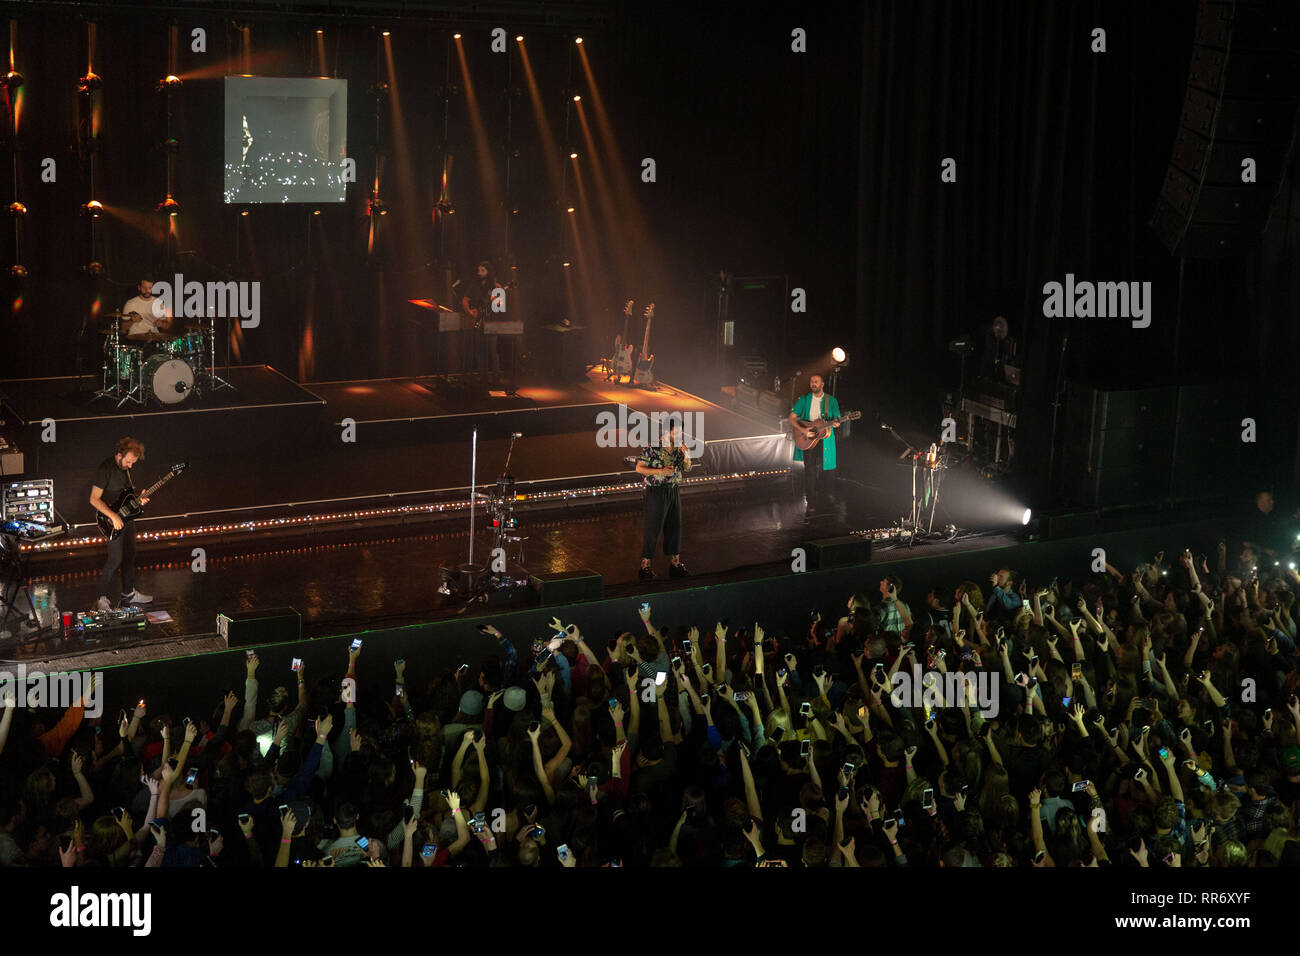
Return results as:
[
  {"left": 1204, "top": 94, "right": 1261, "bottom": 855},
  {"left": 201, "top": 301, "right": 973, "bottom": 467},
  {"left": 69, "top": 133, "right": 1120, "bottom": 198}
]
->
[
  {"left": 122, "top": 590, "right": 153, "bottom": 605},
  {"left": 96, "top": 596, "right": 112, "bottom": 612}
]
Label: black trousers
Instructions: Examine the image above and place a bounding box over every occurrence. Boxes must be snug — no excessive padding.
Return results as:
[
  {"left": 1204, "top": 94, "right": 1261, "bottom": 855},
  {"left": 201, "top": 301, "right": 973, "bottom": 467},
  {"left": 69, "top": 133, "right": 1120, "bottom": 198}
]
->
[
  {"left": 642, "top": 484, "right": 682, "bottom": 560},
  {"left": 802, "top": 441, "right": 829, "bottom": 503},
  {"left": 99, "top": 521, "right": 136, "bottom": 598}
]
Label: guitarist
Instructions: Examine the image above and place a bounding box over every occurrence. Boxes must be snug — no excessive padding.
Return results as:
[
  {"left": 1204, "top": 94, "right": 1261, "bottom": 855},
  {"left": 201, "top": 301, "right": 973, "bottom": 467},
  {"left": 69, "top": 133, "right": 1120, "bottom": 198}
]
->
[
  {"left": 788, "top": 374, "right": 842, "bottom": 513},
  {"left": 453, "top": 261, "right": 501, "bottom": 375},
  {"left": 89, "top": 437, "right": 153, "bottom": 612}
]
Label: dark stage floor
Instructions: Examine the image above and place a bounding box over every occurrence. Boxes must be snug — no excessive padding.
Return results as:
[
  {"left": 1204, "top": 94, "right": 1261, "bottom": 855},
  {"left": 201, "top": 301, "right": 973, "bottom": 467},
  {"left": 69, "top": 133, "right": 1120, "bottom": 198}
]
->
[
  {"left": 2, "top": 368, "right": 784, "bottom": 537},
  {"left": 2, "top": 464, "right": 1016, "bottom": 664},
  {"left": 0, "top": 365, "right": 325, "bottom": 424}
]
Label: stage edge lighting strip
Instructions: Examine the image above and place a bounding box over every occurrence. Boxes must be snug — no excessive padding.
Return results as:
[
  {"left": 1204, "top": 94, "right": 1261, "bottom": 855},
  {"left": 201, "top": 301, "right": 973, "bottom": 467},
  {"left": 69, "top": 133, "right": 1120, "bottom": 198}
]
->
[{"left": 19, "top": 469, "right": 789, "bottom": 555}]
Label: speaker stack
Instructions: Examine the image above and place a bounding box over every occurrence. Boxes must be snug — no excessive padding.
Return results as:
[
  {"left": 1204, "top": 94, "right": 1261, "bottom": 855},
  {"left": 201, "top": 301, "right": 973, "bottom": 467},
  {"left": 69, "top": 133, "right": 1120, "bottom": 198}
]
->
[{"left": 1150, "top": 1, "right": 1300, "bottom": 258}]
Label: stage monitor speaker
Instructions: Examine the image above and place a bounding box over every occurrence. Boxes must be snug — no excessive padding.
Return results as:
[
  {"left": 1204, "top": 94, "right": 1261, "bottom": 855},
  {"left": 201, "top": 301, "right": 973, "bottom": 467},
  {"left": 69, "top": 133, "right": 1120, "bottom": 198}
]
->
[
  {"left": 757, "top": 389, "right": 786, "bottom": 417},
  {"left": 735, "top": 382, "right": 759, "bottom": 407},
  {"left": 218, "top": 606, "right": 302, "bottom": 648},
  {"left": 804, "top": 535, "right": 872, "bottom": 570},
  {"left": 529, "top": 569, "right": 602, "bottom": 605},
  {"left": 1151, "top": 0, "right": 1300, "bottom": 258}
]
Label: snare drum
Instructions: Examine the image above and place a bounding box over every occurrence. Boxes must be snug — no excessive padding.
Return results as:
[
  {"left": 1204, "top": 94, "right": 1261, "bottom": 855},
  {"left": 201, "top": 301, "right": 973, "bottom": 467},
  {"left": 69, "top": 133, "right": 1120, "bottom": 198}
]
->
[{"left": 141, "top": 353, "right": 194, "bottom": 405}]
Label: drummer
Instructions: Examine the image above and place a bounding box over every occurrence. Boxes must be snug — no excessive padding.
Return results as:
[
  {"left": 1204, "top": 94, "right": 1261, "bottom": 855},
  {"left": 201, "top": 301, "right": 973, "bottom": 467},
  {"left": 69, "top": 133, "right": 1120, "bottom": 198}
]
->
[{"left": 122, "top": 279, "right": 175, "bottom": 338}]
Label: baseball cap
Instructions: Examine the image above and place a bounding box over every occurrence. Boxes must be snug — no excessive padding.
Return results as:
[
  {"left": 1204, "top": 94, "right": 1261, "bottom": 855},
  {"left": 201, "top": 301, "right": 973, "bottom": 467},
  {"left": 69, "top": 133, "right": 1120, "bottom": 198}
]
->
[{"left": 503, "top": 687, "right": 528, "bottom": 712}]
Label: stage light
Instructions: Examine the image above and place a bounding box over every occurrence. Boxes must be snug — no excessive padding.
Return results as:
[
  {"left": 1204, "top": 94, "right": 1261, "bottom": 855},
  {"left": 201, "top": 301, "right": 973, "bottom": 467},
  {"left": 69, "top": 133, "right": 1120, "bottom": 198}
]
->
[
  {"left": 562, "top": 261, "right": 571, "bottom": 267},
  {"left": 312, "top": 209, "right": 321, "bottom": 216},
  {"left": 832, "top": 346, "right": 847, "bottom": 364},
  {"left": 569, "top": 151, "right": 578, "bottom": 159},
  {"left": 156, "top": 196, "right": 180, "bottom": 217},
  {"left": 369, "top": 198, "right": 388, "bottom": 216},
  {"left": 77, "top": 72, "right": 102, "bottom": 93},
  {"left": 84, "top": 261, "right": 105, "bottom": 276},
  {"left": 81, "top": 200, "right": 103, "bottom": 218},
  {"left": 515, "top": 35, "right": 523, "bottom": 42},
  {"left": 574, "top": 37, "right": 583, "bottom": 44},
  {"left": 1021, "top": 508, "right": 1032, "bottom": 526},
  {"left": 3, "top": 70, "right": 23, "bottom": 91},
  {"left": 9, "top": 265, "right": 27, "bottom": 279},
  {"left": 316, "top": 29, "right": 324, "bottom": 35},
  {"left": 566, "top": 206, "right": 575, "bottom": 213},
  {"left": 163, "top": 138, "right": 180, "bottom": 154},
  {"left": 158, "top": 74, "right": 182, "bottom": 90},
  {"left": 382, "top": 31, "right": 391, "bottom": 37},
  {"left": 240, "top": 210, "right": 249, "bottom": 217},
  {"left": 572, "top": 94, "right": 581, "bottom": 102},
  {"left": 7, "top": 202, "right": 26, "bottom": 217},
  {"left": 453, "top": 33, "right": 462, "bottom": 40}
]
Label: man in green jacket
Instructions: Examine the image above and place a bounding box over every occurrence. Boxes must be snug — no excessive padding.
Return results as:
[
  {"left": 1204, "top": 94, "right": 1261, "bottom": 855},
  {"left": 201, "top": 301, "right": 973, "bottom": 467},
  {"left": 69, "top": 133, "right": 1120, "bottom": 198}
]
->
[{"left": 788, "top": 373, "right": 842, "bottom": 513}]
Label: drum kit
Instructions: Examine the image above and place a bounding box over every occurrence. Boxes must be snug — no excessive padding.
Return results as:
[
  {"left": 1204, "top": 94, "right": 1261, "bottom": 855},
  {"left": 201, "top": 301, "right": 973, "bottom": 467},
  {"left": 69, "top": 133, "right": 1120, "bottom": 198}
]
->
[{"left": 91, "top": 313, "right": 233, "bottom": 407}]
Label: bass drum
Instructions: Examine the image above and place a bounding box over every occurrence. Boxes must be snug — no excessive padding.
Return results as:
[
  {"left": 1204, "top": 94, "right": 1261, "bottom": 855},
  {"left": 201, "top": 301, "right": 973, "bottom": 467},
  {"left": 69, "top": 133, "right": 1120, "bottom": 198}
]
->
[{"left": 141, "top": 354, "right": 194, "bottom": 405}]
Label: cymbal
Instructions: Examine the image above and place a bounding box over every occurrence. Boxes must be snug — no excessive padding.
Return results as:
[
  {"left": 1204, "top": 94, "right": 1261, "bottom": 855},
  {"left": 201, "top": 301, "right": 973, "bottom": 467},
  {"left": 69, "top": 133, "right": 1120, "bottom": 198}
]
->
[
  {"left": 126, "top": 332, "right": 171, "bottom": 343},
  {"left": 100, "top": 311, "right": 129, "bottom": 318}
]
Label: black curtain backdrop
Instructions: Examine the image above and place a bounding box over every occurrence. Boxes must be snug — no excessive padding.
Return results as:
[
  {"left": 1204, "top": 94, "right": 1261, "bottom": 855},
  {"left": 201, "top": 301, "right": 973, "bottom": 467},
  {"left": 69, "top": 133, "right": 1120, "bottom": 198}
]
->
[
  {"left": 0, "top": 3, "right": 866, "bottom": 396},
  {"left": 1, "top": 1, "right": 1295, "bottom": 499},
  {"left": 854, "top": 0, "right": 1298, "bottom": 503}
]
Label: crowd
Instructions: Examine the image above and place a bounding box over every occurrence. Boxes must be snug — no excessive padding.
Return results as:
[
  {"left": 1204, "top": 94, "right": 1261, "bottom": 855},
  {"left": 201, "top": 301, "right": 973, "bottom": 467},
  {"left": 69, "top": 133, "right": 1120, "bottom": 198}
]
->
[{"left": 1, "top": 522, "right": 1299, "bottom": 868}]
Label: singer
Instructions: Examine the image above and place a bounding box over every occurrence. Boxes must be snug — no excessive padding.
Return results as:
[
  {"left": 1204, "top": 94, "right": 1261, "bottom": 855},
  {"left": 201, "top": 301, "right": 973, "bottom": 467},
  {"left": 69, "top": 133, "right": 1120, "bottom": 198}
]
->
[
  {"left": 788, "top": 373, "right": 842, "bottom": 514},
  {"left": 635, "top": 415, "right": 691, "bottom": 581}
]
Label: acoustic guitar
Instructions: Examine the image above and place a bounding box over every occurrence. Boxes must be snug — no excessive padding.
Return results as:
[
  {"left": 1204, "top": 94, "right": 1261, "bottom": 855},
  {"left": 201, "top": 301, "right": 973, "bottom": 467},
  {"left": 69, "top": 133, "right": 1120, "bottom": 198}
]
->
[{"left": 792, "top": 410, "right": 861, "bottom": 451}]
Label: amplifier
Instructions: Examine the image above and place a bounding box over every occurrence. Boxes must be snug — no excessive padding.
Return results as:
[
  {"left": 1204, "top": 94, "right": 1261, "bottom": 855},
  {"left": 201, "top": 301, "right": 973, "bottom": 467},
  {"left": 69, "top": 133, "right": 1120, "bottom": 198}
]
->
[
  {"left": 218, "top": 606, "right": 303, "bottom": 648},
  {"left": 2, "top": 479, "right": 54, "bottom": 524}
]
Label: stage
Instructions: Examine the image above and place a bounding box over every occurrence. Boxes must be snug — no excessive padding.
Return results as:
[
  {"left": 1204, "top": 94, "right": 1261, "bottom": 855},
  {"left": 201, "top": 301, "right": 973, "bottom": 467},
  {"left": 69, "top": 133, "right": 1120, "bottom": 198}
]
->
[{"left": 1, "top": 366, "right": 788, "bottom": 550}]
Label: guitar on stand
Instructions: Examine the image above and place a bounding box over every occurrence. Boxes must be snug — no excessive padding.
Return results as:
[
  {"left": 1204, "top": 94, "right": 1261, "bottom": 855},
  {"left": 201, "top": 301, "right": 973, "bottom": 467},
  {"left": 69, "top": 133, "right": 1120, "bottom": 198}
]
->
[
  {"left": 792, "top": 410, "right": 862, "bottom": 451},
  {"left": 96, "top": 462, "right": 189, "bottom": 540},
  {"left": 610, "top": 299, "right": 636, "bottom": 382},
  {"left": 632, "top": 302, "right": 657, "bottom": 388}
]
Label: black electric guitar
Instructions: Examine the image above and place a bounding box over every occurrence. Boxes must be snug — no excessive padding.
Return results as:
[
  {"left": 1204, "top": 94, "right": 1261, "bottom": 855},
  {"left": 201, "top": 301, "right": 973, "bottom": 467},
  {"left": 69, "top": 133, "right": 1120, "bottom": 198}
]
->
[
  {"left": 793, "top": 410, "right": 862, "bottom": 451},
  {"left": 97, "top": 461, "right": 189, "bottom": 540},
  {"left": 632, "top": 302, "right": 656, "bottom": 387}
]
